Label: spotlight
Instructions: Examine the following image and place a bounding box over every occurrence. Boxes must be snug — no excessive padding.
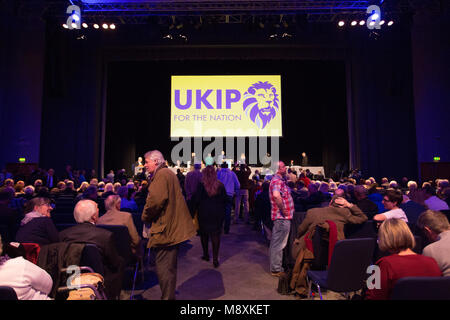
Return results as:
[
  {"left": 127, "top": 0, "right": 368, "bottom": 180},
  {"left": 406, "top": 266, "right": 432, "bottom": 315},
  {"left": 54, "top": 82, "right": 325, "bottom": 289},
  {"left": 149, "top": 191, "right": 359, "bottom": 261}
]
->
[
  {"left": 110, "top": 24, "right": 116, "bottom": 30},
  {"left": 338, "top": 21, "right": 345, "bottom": 27},
  {"left": 93, "top": 24, "right": 99, "bottom": 29},
  {"left": 63, "top": 23, "right": 68, "bottom": 29},
  {"left": 351, "top": 21, "right": 357, "bottom": 26},
  {"left": 82, "top": 23, "right": 88, "bottom": 29},
  {"left": 387, "top": 21, "right": 394, "bottom": 26},
  {"left": 380, "top": 20, "right": 385, "bottom": 25},
  {"left": 71, "top": 22, "right": 77, "bottom": 29},
  {"left": 359, "top": 20, "right": 365, "bottom": 26},
  {"left": 369, "top": 21, "right": 375, "bottom": 27},
  {"left": 102, "top": 23, "right": 109, "bottom": 29},
  {"left": 370, "top": 13, "right": 379, "bottom": 21}
]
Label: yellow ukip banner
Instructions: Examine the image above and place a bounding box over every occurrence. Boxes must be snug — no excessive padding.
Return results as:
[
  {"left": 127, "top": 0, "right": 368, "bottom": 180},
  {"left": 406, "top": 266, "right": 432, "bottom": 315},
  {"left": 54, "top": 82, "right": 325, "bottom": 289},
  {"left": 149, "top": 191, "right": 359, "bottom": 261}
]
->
[{"left": 171, "top": 75, "right": 282, "bottom": 137}]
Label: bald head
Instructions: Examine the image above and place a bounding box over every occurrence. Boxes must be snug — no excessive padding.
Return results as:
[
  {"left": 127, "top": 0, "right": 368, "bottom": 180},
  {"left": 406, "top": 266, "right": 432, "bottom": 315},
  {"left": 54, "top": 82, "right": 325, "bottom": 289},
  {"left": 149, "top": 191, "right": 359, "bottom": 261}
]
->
[{"left": 74, "top": 199, "right": 99, "bottom": 224}]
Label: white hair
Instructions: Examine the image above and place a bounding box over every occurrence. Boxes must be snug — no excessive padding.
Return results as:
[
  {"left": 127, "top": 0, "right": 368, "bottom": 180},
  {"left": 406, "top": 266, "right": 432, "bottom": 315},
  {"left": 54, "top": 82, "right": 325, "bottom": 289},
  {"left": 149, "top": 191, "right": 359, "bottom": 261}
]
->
[
  {"left": 389, "top": 180, "right": 398, "bottom": 188},
  {"left": 105, "top": 195, "right": 120, "bottom": 211},
  {"left": 144, "top": 150, "right": 165, "bottom": 165},
  {"left": 24, "top": 185, "right": 35, "bottom": 194},
  {"left": 407, "top": 181, "right": 417, "bottom": 188},
  {"left": 74, "top": 200, "right": 98, "bottom": 223},
  {"left": 104, "top": 183, "right": 114, "bottom": 192}
]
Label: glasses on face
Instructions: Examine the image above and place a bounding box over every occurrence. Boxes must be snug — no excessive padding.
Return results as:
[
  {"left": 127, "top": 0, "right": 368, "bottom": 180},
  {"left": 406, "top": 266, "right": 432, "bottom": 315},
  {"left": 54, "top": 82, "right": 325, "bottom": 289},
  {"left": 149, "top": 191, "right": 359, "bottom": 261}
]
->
[{"left": 382, "top": 198, "right": 391, "bottom": 203}]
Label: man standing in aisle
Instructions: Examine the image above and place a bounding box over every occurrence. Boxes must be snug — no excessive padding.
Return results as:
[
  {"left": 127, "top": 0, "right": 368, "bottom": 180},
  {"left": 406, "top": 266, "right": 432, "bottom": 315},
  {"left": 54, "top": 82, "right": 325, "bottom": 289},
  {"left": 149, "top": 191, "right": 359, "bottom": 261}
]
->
[
  {"left": 269, "top": 161, "right": 294, "bottom": 276},
  {"left": 142, "top": 150, "right": 196, "bottom": 300},
  {"left": 217, "top": 162, "right": 241, "bottom": 234}
]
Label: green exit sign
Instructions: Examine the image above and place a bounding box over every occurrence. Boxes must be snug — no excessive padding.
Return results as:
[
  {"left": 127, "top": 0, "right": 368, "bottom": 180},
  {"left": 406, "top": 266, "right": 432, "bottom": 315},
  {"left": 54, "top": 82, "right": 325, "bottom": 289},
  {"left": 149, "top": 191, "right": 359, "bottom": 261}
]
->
[
  {"left": 433, "top": 156, "right": 440, "bottom": 161},
  {"left": 19, "top": 157, "right": 26, "bottom": 163}
]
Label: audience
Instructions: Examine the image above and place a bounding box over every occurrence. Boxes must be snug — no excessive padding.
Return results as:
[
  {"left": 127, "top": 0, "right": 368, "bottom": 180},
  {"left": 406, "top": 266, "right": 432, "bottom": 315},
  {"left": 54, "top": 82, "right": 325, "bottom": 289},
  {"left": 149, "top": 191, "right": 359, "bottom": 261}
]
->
[
  {"left": 0, "top": 235, "right": 53, "bottom": 300},
  {"left": 1, "top": 163, "right": 449, "bottom": 300},
  {"left": 417, "top": 210, "right": 450, "bottom": 277},
  {"left": 365, "top": 219, "right": 442, "bottom": 300},
  {"left": 15, "top": 197, "right": 59, "bottom": 245}
]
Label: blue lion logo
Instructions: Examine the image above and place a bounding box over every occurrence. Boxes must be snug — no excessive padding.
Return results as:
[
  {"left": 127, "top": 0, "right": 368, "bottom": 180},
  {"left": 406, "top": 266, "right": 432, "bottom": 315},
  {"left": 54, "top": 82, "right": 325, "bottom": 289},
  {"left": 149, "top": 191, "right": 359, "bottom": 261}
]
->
[{"left": 243, "top": 81, "right": 279, "bottom": 129}]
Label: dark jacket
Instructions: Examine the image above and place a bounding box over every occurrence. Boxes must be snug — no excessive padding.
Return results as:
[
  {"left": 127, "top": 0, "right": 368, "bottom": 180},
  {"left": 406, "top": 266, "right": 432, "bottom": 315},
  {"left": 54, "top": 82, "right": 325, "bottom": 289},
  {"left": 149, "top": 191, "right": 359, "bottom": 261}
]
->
[
  {"left": 233, "top": 166, "right": 252, "bottom": 190},
  {"left": 15, "top": 217, "right": 59, "bottom": 245},
  {"left": 59, "top": 223, "right": 124, "bottom": 299},
  {"left": 400, "top": 201, "right": 427, "bottom": 224},
  {"left": 190, "top": 182, "right": 227, "bottom": 233},
  {"left": 356, "top": 198, "right": 379, "bottom": 220},
  {"left": 37, "top": 242, "right": 85, "bottom": 298}
]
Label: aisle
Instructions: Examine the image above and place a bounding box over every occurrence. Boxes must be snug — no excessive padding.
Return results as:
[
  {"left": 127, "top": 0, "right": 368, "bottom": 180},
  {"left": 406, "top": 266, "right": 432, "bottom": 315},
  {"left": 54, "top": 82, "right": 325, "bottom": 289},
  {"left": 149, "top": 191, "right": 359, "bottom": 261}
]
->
[{"left": 132, "top": 222, "right": 297, "bottom": 300}]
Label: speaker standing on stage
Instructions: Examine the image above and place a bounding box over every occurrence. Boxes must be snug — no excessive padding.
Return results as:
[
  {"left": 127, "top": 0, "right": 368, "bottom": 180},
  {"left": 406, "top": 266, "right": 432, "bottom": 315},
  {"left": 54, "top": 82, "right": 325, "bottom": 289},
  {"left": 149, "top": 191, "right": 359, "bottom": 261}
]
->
[
  {"left": 301, "top": 152, "right": 308, "bottom": 166},
  {"left": 142, "top": 150, "right": 196, "bottom": 300}
]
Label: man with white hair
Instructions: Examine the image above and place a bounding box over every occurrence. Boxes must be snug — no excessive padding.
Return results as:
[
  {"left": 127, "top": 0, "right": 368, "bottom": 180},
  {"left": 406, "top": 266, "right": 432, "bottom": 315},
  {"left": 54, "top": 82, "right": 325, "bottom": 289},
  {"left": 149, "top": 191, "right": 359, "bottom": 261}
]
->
[
  {"left": 59, "top": 199, "right": 124, "bottom": 299},
  {"left": 142, "top": 150, "right": 196, "bottom": 300}
]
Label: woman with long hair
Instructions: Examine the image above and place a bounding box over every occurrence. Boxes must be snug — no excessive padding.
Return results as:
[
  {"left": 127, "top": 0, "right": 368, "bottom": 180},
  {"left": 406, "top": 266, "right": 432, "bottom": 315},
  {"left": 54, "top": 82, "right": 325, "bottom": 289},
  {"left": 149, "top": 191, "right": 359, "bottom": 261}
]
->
[{"left": 190, "top": 166, "right": 227, "bottom": 268}]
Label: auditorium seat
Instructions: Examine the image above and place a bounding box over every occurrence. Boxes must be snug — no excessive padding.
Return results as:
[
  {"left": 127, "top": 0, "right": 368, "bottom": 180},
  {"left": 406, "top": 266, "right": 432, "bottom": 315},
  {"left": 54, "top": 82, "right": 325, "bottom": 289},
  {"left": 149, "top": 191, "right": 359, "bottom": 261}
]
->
[
  {"left": 344, "top": 220, "right": 378, "bottom": 239},
  {"left": 307, "top": 238, "right": 375, "bottom": 300},
  {"left": 390, "top": 277, "right": 450, "bottom": 300}
]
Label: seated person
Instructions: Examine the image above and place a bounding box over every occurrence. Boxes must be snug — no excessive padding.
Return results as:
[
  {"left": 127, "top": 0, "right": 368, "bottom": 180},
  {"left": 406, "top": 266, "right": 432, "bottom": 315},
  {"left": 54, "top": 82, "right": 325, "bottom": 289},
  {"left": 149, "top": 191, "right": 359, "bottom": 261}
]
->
[
  {"left": 374, "top": 189, "right": 408, "bottom": 223},
  {"left": 417, "top": 210, "right": 450, "bottom": 277},
  {"left": 59, "top": 199, "right": 124, "bottom": 300},
  {"left": 117, "top": 186, "right": 138, "bottom": 212},
  {"left": 15, "top": 197, "right": 59, "bottom": 245},
  {"left": 423, "top": 185, "right": 449, "bottom": 211},
  {"left": 98, "top": 195, "right": 141, "bottom": 256},
  {"left": 353, "top": 185, "right": 379, "bottom": 220},
  {"left": 400, "top": 192, "right": 426, "bottom": 224},
  {"left": 296, "top": 196, "right": 368, "bottom": 244},
  {"left": 0, "top": 235, "right": 53, "bottom": 300},
  {"left": 365, "top": 218, "right": 442, "bottom": 300}
]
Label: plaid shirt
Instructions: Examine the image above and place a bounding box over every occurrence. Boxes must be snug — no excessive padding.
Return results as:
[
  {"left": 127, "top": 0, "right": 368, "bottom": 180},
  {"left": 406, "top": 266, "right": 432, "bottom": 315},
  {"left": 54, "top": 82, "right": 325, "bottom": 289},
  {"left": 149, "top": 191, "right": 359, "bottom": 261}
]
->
[{"left": 269, "top": 174, "right": 294, "bottom": 220}]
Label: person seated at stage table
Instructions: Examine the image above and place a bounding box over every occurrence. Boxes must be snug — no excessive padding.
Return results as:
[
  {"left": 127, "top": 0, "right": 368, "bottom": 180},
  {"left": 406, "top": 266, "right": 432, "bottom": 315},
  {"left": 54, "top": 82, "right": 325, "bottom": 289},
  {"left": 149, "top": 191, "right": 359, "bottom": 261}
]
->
[
  {"left": 15, "top": 197, "right": 59, "bottom": 245},
  {"left": 98, "top": 195, "right": 141, "bottom": 256},
  {"left": 365, "top": 218, "right": 442, "bottom": 300},
  {"left": 353, "top": 185, "right": 379, "bottom": 220}
]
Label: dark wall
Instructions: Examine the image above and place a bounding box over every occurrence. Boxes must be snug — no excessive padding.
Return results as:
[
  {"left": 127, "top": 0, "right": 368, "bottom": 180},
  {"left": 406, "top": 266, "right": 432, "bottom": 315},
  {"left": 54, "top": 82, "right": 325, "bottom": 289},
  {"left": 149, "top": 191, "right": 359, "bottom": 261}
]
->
[
  {"left": 0, "top": 2, "right": 45, "bottom": 169},
  {"left": 411, "top": 8, "right": 450, "bottom": 172}
]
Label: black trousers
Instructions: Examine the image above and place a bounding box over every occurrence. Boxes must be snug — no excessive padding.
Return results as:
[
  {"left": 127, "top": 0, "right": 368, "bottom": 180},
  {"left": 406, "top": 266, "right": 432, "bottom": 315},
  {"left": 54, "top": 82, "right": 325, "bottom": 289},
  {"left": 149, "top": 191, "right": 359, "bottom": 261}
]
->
[
  {"left": 200, "top": 231, "right": 221, "bottom": 262},
  {"left": 154, "top": 244, "right": 179, "bottom": 300}
]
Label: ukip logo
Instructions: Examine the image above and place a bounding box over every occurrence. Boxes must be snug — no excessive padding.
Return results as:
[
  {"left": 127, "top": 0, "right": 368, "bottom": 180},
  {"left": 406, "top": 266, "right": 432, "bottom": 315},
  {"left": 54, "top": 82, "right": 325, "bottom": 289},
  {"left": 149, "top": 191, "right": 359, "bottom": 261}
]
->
[{"left": 242, "top": 81, "right": 279, "bottom": 129}]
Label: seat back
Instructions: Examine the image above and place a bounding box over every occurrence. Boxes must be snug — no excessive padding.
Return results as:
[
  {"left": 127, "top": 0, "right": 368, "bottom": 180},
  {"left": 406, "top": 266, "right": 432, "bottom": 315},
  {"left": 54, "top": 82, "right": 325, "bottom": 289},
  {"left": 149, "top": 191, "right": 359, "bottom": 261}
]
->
[
  {"left": 96, "top": 224, "right": 132, "bottom": 265},
  {"left": 79, "top": 244, "right": 105, "bottom": 276},
  {"left": 0, "top": 286, "right": 18, "bottom": 300},
  {"left": 326, "top": 238, "right": 376, "bottom": 292},
  {"left": 391, "top": 277, "right": 450, "bottom": 300},
  {"left": 344, "top": 220, "right": 378, "bottom": 239}
]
